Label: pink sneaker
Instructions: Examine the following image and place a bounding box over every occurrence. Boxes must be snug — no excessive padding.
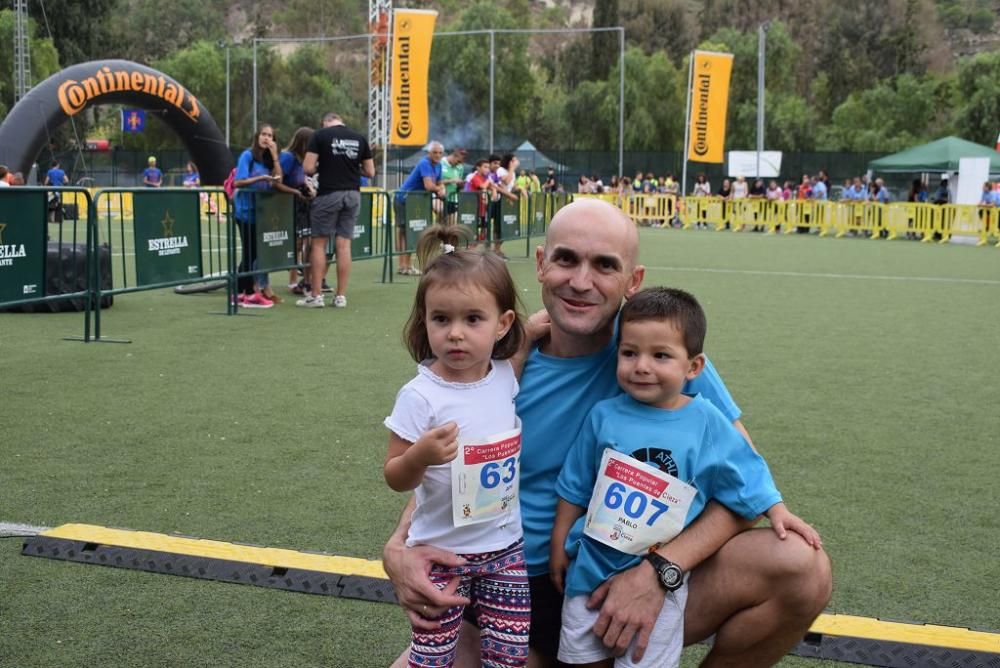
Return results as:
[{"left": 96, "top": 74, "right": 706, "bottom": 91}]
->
[{"left": 241, "top": 292, "right": 274, "bottom": 308}]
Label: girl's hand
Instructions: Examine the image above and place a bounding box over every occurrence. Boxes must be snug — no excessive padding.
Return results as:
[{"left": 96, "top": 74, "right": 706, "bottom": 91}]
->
[
  {"left": 549, "top": 544, "right": 569, "bottom": 594},
  {"left": 410, "top": 422, "right": 459, "bottom": 467},
  {"left": 766, "top": 502, "right": 822, "bottom": 549}
]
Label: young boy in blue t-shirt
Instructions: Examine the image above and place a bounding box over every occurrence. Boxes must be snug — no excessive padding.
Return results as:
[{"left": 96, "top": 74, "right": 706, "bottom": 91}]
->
[{"left": 550, "top": 287, "right": 821, "bottom": 668}]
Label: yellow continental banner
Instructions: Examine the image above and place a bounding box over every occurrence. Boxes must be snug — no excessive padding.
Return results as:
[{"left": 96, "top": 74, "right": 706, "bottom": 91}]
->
[
  {"left": 390, "top": 9, "right": 437, "bottom": 145},
  {"left": 687, "top": 51, "right": 733, "bottom": 164}
]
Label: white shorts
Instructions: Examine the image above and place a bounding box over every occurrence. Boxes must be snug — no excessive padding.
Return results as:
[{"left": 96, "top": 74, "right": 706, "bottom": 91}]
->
[{"left": 557, "top": 582, "right": 688, "bottom": 667}]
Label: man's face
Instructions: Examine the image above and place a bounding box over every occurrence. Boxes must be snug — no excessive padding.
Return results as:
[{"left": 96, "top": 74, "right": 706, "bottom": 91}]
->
[
  {"left": 536, "top": 201, "right": 644, "bottom": 339},
  {"left": 490, "top": 160, "right": 501, "bottom": 172},
  {"left": 427, "top": 145, "right": 444, "bottom": 163}
]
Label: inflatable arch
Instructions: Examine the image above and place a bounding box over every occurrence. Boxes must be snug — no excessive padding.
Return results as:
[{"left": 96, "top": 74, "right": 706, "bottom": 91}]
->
[{"left": 0, "top": 60, "right": 232, "bottom": 185}]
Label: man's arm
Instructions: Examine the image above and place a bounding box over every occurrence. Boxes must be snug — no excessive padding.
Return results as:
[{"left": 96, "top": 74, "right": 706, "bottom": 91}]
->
[
  {"left": 382, "top": 497, "right": 470, "bottom": 630},
  {"left": 588, "top": 501, "right": 753, "bottom": 662},
  {"left": 361, "top": 158, "right": 375, "bottom": 180},
  {"left": 302, "top": 152, "right": 318, "bottom": 176}
]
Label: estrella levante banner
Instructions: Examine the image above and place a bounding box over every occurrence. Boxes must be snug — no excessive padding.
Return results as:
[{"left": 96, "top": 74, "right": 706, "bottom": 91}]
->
[
  {"left": 390, "top": 9, "right": 437, "bottom": 146},
  {"left": 686, "top": 51, "right": 734, "bottom": 164}
]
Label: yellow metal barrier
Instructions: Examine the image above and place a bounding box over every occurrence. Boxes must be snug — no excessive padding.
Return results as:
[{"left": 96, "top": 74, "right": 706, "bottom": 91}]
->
[
  {"left": 559, "top": 194, "right": 1000, "bottom": 248},
  {"left": 729, "top": 199, "right": 781, "bottom": 233},
  {"left": 683, "top": 196, "right": 727, "bottom": 230},
  {"left": 882, "top": 202, "right": 935, "bottom": 242},
  {"left": 621, "top": 193, "right": 679, "bottom": 226},
  {"left": 937, "top": 205, "right": 995, "bottom": 246},
  {"left": 782, "top": 200, "right": 831, "bottom": 235}
]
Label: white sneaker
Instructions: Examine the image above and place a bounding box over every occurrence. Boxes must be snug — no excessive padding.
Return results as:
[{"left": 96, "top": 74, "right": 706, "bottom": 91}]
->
[
  {"left": 296, "top": 295, "right": 325, "bottom": 308},
  {"left": 333, "top": 295, "right": 347, "bottom": 308}
]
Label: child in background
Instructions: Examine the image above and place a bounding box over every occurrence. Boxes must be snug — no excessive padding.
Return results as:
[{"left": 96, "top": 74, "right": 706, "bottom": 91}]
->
[
  {"left": 384, "top": 226, "right": 530, "bottom": 668},
  {"left": 550, "top": 287, "right": 821, "bottom": 668}
]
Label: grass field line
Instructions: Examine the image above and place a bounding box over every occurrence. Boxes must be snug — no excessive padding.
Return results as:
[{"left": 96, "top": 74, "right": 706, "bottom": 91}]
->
[{"left": 643, "top": 264, "right": 1000, "bottom": 286}]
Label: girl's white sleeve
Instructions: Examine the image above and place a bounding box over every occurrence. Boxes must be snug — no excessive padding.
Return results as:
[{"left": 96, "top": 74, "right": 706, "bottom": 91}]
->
[{"left": 384, "top": 386, "right": 434, "bottom": 444}]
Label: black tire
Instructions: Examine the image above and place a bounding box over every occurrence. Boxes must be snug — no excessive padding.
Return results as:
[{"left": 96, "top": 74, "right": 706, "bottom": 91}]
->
[{"left": 173, "top": 279, "right": 227, "bottom": 294}]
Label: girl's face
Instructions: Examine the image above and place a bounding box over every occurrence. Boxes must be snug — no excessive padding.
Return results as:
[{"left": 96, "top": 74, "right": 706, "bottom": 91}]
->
[
  {"left": 424, "top": 281, "right": 514, "bottom": 384},
  {"left": 257, "top": 126, "right": 274, "bottom": 149}
]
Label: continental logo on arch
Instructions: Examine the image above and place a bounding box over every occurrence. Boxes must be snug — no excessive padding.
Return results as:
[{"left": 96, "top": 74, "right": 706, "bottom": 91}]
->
[
  {"left": 686, "top": 51, "right": 733, "bottom": 164},
  {"left": 58, "top": 66, "right": 201, "bottom": 122}
]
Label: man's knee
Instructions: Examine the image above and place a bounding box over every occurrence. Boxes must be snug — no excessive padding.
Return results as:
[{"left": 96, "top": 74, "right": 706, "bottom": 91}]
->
[{"left": 769, "top": 537, "right": 833, "bottom": 615}]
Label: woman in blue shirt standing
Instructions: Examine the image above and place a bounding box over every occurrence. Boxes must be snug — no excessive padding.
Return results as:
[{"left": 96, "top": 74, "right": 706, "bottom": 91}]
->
[{"left": 233, "top": 124, "right": 282, "bottom": 308}]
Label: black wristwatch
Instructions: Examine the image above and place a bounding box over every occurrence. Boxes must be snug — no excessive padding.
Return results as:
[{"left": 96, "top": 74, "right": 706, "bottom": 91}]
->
[{"left": 644, "top": 553, "right": 684, "bottom": 592}]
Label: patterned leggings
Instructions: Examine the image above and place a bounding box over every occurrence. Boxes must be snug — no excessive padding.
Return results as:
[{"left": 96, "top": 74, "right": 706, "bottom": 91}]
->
[{"left": 408, "top": 539, "right": 530, "bottom": 668}]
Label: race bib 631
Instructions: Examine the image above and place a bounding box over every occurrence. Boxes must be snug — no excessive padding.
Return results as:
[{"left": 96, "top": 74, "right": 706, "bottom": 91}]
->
[{"left": 451, "top": 420, "right": 521, "bottom": 527}]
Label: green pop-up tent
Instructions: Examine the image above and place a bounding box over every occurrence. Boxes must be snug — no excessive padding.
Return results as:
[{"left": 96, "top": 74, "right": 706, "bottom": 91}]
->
[{"left": 868, "top": 136, "right": 1000, "bottom": 174}]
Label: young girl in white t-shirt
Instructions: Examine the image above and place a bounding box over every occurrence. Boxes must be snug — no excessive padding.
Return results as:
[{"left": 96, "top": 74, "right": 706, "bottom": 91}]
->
[{"left": 384, "top": 227, "right": 530, "bottom": 668}]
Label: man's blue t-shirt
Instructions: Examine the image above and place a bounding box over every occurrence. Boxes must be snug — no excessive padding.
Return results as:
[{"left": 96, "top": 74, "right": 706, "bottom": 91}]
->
[
  {"left": 233, "top": 150, "right": 274, "bottom": 223},
  {"left": 395, "top": 157, "right": 441, "bottom": 202},
  {"left": 516, "top": 335, "right": 741, "bottom": 576},
  {"left": 555, "top": 393, "right": 780, "bottom": 597},
  {"left": 143, "top": 167, "right": 163, "bottom": 187},
  {"left": 46, "top": 168, "right": 66, "bottom": 186}
]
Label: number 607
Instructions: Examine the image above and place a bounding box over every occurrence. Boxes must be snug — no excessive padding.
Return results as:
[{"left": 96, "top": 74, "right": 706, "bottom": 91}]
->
[{"left": 604, "top": 482, "right": 669, "bottom": 526}]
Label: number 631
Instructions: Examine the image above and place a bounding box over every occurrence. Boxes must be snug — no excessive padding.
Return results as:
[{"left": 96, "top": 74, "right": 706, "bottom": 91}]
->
[{"left": 479, "top": 456, "right": 517, "bottom": 489}]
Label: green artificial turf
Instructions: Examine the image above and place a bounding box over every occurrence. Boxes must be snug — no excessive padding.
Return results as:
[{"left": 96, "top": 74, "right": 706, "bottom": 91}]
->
[{"left": 2, "top": 228, "right": 998, "bottom": 667}]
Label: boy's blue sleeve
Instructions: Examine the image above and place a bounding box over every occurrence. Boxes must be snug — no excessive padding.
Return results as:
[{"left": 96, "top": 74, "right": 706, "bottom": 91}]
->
[
  {"left": 555, "top": 406, "right": 602, "bottom": 508},
  {"left": 703, "top": 412, "right": 781, "bottom": 519},
  {"left": 685, "top": 355, "right": 741, "bottom": 422}
]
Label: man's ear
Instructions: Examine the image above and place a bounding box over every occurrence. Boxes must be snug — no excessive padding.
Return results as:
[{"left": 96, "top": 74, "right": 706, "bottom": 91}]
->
[
  {"left": 535, "top": 245, "right": 546, "bottom": 281},
  {"left": 686, "top": 353, "right": 706, "bottom": 380},
  {"left": 624, "top": 264, "right": 645, "bottom": 299}
]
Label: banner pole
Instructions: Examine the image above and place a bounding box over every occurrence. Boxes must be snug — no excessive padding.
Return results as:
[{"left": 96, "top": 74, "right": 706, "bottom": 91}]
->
[
  {"left": 252, "top": 40, "right": 258, "bottom": 133},
  {"left": 681, "top": 51, "right": 694, "bottom": 197}
]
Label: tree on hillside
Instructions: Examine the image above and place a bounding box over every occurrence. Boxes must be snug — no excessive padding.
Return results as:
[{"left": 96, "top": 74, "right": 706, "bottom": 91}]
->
[
  {"left": 816, "top": 74, "right": 952, "bottom": 151},
  {"left": 701, "top": 23, "right": 809, "bottom": 150},
  {"left": 110, "top": 0, "right": 226, "bottom": 64},
  {"left": 815, "top": 0, "right": 941, "bottom": 115},
  {"left": 273, "top": 0, "right": 364, "bottom": 37},
  {"left": 0, "top": 10, "right": 61, "bottom": 117},
  {"left": 953, "top": 51, "right": 1000, "bottom": 146},
  {"left": 535, "top": 48, "right": 684, "bottom": 151},
  {"left": 619, "top": 0, "right": 694, "bottom": 63},
  {"left": 591, "top": 0, "right": 618, "bottom": 81},
  {"left": 427, "top": 2, "right": 535, "bottom": 147},
  {"left": 27, "top": 0, "right": 117, "bottom": 66}
]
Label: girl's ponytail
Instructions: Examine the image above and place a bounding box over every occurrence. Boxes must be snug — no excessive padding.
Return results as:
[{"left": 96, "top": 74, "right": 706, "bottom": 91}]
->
[{"left": 415, "top": 224, "right": 472, "bottom": 273}]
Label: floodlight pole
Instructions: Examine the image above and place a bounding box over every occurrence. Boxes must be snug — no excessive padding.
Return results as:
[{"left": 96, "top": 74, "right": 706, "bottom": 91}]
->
[
  {"left": 756, "top": 23, "right": 768, "bottom": 180},
  {"left": 618, "top": 28, "right": 624, "bottom": 178},
  {"left": 489, "top": 30, "right": 495, "bottom": 155}
]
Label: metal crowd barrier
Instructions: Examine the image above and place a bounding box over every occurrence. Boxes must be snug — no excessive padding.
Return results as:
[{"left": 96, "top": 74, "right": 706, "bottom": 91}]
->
[
  {"left": 0, "top": 187, "right": 95, "bottom": 326},
  {"left": 385, "top": 190, "right": 572, "bottom": 278}
]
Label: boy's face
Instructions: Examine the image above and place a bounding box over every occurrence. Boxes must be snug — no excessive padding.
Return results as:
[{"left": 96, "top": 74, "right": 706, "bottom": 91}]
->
[
  {"left": 477, "top": 162, "right": 490, "bottom": 176},
  {"left": 616, "top": 319, "right": 704, "bottom": 410}
]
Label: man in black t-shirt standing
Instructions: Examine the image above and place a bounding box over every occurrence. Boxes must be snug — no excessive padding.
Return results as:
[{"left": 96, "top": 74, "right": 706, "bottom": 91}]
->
[{"left": 300, "top": 112, "right": 375, "bottom": 308}]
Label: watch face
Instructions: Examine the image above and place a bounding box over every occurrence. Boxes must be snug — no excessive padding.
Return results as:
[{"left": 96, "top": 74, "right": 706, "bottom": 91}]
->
[{"left": 660, "top": 565, "right": 683, "bottom": 589}]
